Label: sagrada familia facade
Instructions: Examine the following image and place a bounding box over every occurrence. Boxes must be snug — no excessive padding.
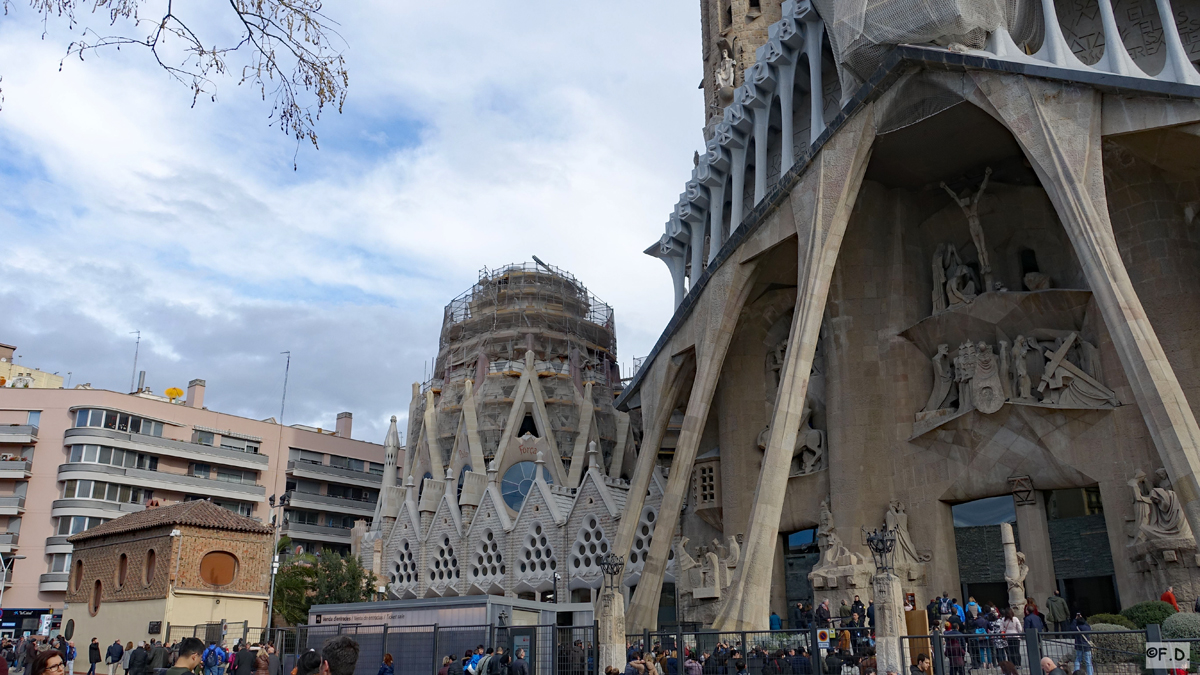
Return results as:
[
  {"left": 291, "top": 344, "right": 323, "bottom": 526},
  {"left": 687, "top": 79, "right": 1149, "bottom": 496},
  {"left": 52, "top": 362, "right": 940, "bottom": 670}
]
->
[{"left": 356, "top": 0, "right": 1200, "bottom": 632}]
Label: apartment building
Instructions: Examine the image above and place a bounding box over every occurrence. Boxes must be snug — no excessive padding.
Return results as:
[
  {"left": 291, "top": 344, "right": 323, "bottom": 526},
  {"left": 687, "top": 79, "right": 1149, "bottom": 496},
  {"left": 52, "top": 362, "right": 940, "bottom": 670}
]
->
[
  {"left": 0, "top": 344, "right": 63, "bottom": 390},
  {"left": 0, "top": 378, "right": 390, "bottom": 635}
]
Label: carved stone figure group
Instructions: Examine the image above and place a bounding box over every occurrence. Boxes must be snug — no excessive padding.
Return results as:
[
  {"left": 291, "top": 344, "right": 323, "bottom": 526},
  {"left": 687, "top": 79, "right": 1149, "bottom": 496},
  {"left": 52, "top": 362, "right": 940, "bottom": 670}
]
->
[
  {"left": 677, "top": 534, "right": 742, "bottom": 602},
  {"left": 920, "top": 331, "right": 1116, "bottom": 419},
  {"left": 1129, "top": 468, "right": 1194, "bottom": 544}
]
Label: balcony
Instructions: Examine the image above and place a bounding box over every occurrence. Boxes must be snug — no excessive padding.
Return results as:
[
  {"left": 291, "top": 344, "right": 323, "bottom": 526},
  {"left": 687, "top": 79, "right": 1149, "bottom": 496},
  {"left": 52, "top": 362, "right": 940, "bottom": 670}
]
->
[
  {"left": 0, "top": 425, "right": 37, "bottom": 445},
  {"left": 44, "top": 536, "right": 71, "bottom": 555},
  {"left": 0, "top": 532, "right": 18, "bottom": 554},
  {"left": 38, "top": 572, "right": 67, "bottom": 592},
  {"left": 64, "top": 427, "right": 269, "bottom": 471},
  {"left": 287, "top": 491, "right": 377, "bottom": 517},
  {"left": 0, "top": 497, "right": 25, "bottom": 516},
  {"left": 50, "top": 498, "right": 144, "bottom": 521},
  {"left": 280, "top": 521, "right": 353, "bottom": 545},
  {"left": 57, "top": 462, "right": 266, "bottom": 502},
  {"left": 0, "top": 459, "right": 33, "bottom": 480},
  {"left": 287, "top": 460, "right": 382, "bottom": 489}
]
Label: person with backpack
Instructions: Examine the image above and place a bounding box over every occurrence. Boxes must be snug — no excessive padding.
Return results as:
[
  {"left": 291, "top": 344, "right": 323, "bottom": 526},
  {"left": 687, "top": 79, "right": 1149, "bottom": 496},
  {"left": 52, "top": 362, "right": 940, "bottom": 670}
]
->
[
  {"left": 201, "top": 643, "right": 226, "bottom": 675},
  {"left": 64, "top": 642, "right": 77, "bottom": 675},
  {"left": 685, "top": 655, "right": 703, "bottom": 675}
]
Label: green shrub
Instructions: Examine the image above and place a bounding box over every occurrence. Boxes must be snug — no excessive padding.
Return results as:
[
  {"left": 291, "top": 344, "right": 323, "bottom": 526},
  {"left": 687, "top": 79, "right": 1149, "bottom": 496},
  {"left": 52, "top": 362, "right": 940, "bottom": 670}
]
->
[
  {"left": 1121, "top": 600, "right": 1177, "bottom": 628},
  {"left": 1088, "top": 613, "right": 1136, "bottom": 629},
  {"left": 1089, "top": 623, "right": 1146, "bottom": 664}
]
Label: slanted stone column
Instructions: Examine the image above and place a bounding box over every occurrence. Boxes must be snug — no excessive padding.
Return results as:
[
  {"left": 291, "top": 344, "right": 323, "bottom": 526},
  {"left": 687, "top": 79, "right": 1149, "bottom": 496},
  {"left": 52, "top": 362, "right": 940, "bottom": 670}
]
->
[
  {"left": 968, "top": 72, "right": 1200, "bottom": 543},
  {"left": 598, "top": 589, "right": 627, "bottom": 672},
  {"left": 872, "top": 572, "right": 906, "bottom": 675},
  {"left": 712, "top": 105, "right": 877, "bottom": 631}
]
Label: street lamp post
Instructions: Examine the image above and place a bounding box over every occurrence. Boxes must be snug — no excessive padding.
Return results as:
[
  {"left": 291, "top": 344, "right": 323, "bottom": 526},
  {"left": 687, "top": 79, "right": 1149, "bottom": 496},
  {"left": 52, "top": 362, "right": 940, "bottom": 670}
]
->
[
  {"left": 0, "top": 556, "right": 26, "bottom": 611},
  {"left": 265, "top": 493, "right": 291, "bottom": 634}
]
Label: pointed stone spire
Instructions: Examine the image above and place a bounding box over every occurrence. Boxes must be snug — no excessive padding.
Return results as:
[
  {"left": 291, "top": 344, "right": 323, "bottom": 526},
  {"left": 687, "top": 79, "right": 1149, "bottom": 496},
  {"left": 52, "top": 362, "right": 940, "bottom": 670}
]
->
[{"left": 370, "top": 414, "right": 403, "bottom": 533}]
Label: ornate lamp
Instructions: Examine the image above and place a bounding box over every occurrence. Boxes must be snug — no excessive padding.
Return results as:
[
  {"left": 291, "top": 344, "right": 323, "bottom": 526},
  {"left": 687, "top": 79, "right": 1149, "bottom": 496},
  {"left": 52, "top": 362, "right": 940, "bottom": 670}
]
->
[
  {"left": 862, "top": 526, "right": 897, "bottom": 574},
  {"left": 599, "top": 552, "right": 626, "bottom": 592}
]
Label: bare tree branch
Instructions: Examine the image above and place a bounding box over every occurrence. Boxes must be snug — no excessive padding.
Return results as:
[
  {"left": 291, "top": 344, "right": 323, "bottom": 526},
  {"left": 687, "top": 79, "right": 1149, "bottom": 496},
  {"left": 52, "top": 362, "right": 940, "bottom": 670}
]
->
[{"left": 5, "top": 0, "right": 348, "bottom": 163}]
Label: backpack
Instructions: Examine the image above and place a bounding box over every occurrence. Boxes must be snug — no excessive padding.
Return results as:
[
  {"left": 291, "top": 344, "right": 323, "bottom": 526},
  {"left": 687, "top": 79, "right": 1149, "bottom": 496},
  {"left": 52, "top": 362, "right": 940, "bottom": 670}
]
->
[{"left": 204, "top": 648, "right": 220, "bottom": 669}]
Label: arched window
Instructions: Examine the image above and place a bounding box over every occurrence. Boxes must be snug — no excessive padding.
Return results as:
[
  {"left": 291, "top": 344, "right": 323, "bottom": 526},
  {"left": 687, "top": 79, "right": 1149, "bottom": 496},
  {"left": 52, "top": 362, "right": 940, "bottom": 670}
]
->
[
  {"left": 72, "top": 559, "right": 84, "bottom": 593},
  {"left": 115, "top": 553, "right": 128, "bottom": 589},
  {"left": 88, "top": 580, "right": 102, "bottom": 616},
  {"left": 143, "top": 549, "right": 157, "bottom": 587},
  {"left": 199, "top": 551, "right": 239, "bottom": 586}
]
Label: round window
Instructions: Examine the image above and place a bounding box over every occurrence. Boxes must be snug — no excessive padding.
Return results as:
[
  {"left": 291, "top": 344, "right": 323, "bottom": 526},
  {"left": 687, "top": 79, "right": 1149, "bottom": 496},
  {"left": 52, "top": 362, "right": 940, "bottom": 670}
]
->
[
  {"left": 199, "top": 551, "right": 239, "bottom": 586},
  {"left": 143, "top": 549, "right": 156, "bottom": 587},
  {"left": 500, "top": 461, "right": 553, "bottom": 510}
]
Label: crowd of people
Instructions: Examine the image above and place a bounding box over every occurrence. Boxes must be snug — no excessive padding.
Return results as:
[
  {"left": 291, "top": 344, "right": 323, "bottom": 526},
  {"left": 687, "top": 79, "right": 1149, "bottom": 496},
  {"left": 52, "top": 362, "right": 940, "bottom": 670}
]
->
[
  {"left": 437, "top": 644, "right": 530, "bottom": 675},
  {"left": 0, "top": 635, "right": 361, "bottom": 675}
]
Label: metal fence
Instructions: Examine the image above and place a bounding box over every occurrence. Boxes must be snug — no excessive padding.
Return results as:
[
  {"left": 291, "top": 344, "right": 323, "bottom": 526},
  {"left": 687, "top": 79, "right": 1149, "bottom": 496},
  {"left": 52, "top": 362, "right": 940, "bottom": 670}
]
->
[{"left": 165, "top": 623, "right": 596, "bottom": 675}]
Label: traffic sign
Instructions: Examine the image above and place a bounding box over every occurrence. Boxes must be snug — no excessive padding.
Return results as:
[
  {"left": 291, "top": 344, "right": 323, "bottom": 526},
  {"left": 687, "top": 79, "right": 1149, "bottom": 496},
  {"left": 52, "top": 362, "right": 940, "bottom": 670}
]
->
[{"left": 817, "top": 629, "right": 830, "bottom": 649}]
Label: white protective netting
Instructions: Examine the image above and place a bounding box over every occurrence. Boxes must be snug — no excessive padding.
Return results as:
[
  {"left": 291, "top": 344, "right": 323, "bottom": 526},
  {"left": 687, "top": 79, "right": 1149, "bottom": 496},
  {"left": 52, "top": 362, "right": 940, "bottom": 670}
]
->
[{"left": 813, "top": 0, "right": 1045, "bottom": 96}]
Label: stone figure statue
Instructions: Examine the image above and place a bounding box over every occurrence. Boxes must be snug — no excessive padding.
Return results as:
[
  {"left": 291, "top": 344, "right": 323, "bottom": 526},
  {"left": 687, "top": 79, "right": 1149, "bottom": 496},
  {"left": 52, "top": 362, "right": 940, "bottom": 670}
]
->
[
  {"left": 720, "top": 534, "right": 741, "bottom": 579},
  {"left": 716, "top": 49, "right": 736, "bottom": 97},
  {"left": 1130, "top": 469, "right": 1194, "bottom": 543},
  {"left": 816, "top": 498, "right": 861, "bottom": 568},
  {"left": 971, "top": 341, "right": 1005, "bottom": 414},
  {"left": 1006, "top": 551, "right": 1028, "bottom": 603},
  {"left": 1024, "top": 272, "right": 1051, "bottom": 290},
  {"left": 921, "top": 344, "right": 956, "bottom": 413},
  {"left": 941, "top": 167, "right": 994, "bottom": 291},
  {"left": 886, "top": 501, "right": 931, "bottom": 564},
  {"left": 943, "top": 245, "right": 977, "bottom": 307},
  {"left": 1037, "top": 333, "right": 1117, "bottom": 408},
  {"left": 676, "top": 537, "right": 702, "bottom": 597},
  {"left": 954, "top": 341, "right": 977, "bottom": 412},
  {"left": 1000, "top": 522, "right": 1026, "bottom": 611},
  {"left": 932, "top": 243, "right": 948, "bottom": 313},
  {"left": 1013, "top": 336, "right": 1034, "bottom": 401},
  {"left": 998, "top": 340, "right": 1012, "bottom": 400}
]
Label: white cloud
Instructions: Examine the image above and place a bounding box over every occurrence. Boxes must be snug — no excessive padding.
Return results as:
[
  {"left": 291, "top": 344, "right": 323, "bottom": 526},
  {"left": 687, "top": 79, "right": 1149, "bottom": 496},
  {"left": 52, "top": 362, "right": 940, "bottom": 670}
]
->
[{"left": 0, "top": 0, "right": 705, "bottom": 441}]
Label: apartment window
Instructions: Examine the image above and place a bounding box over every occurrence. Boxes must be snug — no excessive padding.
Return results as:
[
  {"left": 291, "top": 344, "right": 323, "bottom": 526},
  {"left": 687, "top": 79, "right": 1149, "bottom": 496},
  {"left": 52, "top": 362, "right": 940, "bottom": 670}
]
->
[
  {"left": 329, "top": 456, "right": 365, "bottom": 472},
  {"left": 328, "top": 485, "right": 375, "bottom": 502},
  {"left": 26, "top": 412, "right": 40, "bottom": 426},
  {"left": 63, "top": 480, "right": 149, "bottom": 505},
  {"left": 69, "top": 445, "right": 157, "bottom": 471},
  {"left": 215, "top": 468, "right": 257, "bottom": 486},
  {"left": 288, "top": 510, "right": 319, "bottom": 526},
  {"left": 49, "top": 553, "right": 71, "bottom": 573},
  {"left": 294, "top": 480, "right": 321, "bottom": 495},
  {"left": 57, "top": 516, "right": 106, "bottom": 536},
  {"left": 190, "top": 463, "right": 212, "bottom": 479},
  {"left": 194, "top": 431, "right": 215, "bottom": 446},
  {"left": 72, "top": 409, "right": 162, "bottom": 437},
  {"left": 326, "top": 514, "right": 355, "bottom": 529},
  {"left": 290, "top": 449, "right": 324, "bottom": 465},
  {"left": 368, "top": 462, "right": 384, "bottom": 476}
]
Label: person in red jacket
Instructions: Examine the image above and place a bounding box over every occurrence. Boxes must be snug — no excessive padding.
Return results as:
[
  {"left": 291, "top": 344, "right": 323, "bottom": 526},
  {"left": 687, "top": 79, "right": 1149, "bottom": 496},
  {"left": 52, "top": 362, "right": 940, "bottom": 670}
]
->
[{"left": 1162, "top": 586, "right": 1182, "bottom": 612}]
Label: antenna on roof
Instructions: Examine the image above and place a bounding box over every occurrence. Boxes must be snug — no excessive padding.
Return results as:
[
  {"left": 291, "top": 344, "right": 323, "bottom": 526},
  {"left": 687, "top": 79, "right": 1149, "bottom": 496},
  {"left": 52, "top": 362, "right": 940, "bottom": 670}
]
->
[
  {"left": 129, "top": 330, "right": 141, "bottom": 393},
  {"left": 279, "top": 351, "right": 291, "bottom": 425},
  {"left": 532, "top": 255, "right": 552, "bottom": 273}
]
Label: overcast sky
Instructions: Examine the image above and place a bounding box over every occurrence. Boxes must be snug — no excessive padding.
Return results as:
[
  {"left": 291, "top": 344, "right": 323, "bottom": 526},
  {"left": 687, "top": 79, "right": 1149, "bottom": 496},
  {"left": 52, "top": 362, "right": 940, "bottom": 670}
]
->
[{"left": 0, "top": 1, "right": 704, "bottom": 442}]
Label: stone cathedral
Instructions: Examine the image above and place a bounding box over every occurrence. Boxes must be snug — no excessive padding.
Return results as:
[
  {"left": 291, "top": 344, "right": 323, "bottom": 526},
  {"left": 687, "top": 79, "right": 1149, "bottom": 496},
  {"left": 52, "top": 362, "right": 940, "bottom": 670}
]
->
[{"left": 358, "top": 0, "right": 1200, "bottom": 633}]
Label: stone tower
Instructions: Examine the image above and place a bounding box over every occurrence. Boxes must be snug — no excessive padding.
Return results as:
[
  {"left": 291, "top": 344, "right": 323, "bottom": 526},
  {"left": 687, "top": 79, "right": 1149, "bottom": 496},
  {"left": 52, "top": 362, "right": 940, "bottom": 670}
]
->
[
  {"left": 405, "top": 261, "right": 633, "bottom": 505},
  {"left": 699, "top": 0, "right": 784, "bottom": 130}
]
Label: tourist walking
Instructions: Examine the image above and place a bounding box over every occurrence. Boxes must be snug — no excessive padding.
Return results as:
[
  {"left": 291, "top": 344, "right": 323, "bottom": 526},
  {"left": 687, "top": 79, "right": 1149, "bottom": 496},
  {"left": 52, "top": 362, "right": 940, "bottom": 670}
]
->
[
  {"left": 1045, "top": 592, "right": 1069, "bottom": 632},
  {"left": 120, "top": 644, "right": 133, "bottom": 675},
  {"left": 87, "top": 639, "right": 101, "bottom": 675},
  {"left": 164, "top": 638, "right": 204, "bottom": 675},
  {"left": 1070, "top": 614, "right": 1093, "bottom": 675},
  {"left": 147, "top": 642, "right": 166, "bottom": 675},
  {"left": 253, "top": 648, "right": 269, "bottom": 675},
  {"left": 511, "top": 650, "right": 528, "bottom": 675},
  {"left": 127, "top": 644, "right": 147, "bottom": 675},
  {"left": 201, "top": 644, "right": 224, "bottom": 675},
  {"left": 1000, "top": 609, "right": 1022, "bottom": 666},
  {"left": 815, "top": 600, "right": 831, "bottom": 628},
  {"left": 64, "top": 643, "right": 75, "bottom": 675},
  {"left": 28, "top": 649, "right": 66, "bottom": 675}
]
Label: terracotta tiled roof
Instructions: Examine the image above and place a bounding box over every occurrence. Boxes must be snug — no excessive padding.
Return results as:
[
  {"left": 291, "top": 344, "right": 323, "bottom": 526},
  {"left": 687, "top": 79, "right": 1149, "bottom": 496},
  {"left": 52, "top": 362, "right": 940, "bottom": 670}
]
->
[{"left": 67, "top": 500, "right": 271, "bottom": 542}]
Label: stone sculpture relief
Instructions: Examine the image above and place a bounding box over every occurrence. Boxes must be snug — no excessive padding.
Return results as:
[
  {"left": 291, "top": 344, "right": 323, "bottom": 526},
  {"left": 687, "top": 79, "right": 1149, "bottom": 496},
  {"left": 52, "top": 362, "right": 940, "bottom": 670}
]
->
[
  {"left": 886, "top": 501, "right": 931, "bottom": 565},
  {"left": 1000, "top": 522, "right": 1026, "bottom": 611},
  {"left": 1130, "top": 469, "right": 1195, "bottom": 544},
  {"left": 677, "top": 534, "right": 742, "bottom": 603},
  {"left": 917, "top": 331, "right": 1116, "bottom": 431},
  {"left": 760, "top": 334, "right": 825, "bottom": 476},
  {"left": 815, "top": 498, "right": 862, "bottom": 569},
  {"left": 933, "top": 244, "right": 979, "bottom": 311},
  {"left": 941, "top": 168, "right": 994, "bottom": 291},
  {"left": 716, "top": 49, "right": 736, "bottom": 101}
]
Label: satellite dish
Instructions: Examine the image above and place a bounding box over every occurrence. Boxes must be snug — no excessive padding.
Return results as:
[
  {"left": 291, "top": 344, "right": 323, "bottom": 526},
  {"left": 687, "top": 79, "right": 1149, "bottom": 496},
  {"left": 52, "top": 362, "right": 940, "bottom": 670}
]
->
[{"left": 165, "top": 387, "right": 184, "bottom": 401}]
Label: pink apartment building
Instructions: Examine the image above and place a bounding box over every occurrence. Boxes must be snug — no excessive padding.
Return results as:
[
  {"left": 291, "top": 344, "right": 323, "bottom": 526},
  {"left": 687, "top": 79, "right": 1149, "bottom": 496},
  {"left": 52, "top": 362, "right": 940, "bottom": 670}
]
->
[{"left": 0, "top": 378, "right": 387, "bottom": 636}]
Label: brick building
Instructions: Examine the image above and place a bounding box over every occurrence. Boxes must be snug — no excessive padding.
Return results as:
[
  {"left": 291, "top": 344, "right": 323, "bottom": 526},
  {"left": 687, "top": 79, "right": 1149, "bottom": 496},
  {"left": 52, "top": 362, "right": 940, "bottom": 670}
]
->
[{"left": 62, "top": 500, "right": 272, "bottom": 650}]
